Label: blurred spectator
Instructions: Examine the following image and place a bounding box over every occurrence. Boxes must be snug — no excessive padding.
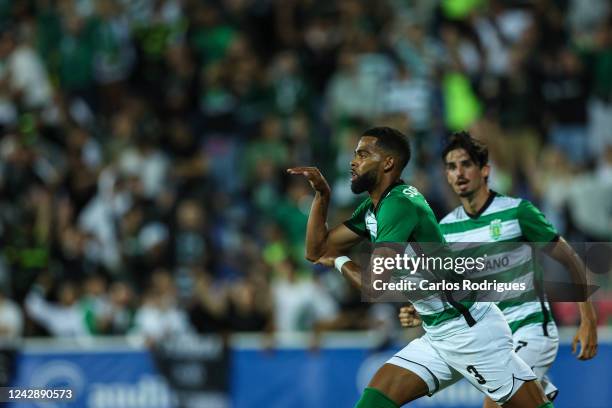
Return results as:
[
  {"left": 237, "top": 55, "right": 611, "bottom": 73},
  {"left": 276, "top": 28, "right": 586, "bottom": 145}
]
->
[
  {"left": 131, "top": 269, "right": 192, "bottom": 344},
  {"left": 173, "top": 199, "right": 210, "bottom": 269},
  {"left": 0, "top": 24, "right": 53, "bottom": 121},
  {"left": 584, "top": 16, "right": 612, "bottom": 161},
  {"left": 242, "top": 115, "right": 288, "bottom": 184},
  {"left": 271, "top": 259, "right": 338, "bottom": 333},
  {"left": 383, "top": 66, "right": 432, "bottom": 132},
  {"left": 188, "top": 270, "right": 228, "bottom": 334},
  {"left": 566, "top": 146, "right": 612, "bottom": 240},
  {"left": 0, "top": 0, "right": 608, "bottom": 337},
  {"left": 104, "top": 280, "right": 135, "bottom": 334},
  {"left": 24, "top": 275, "right": 89, "bottom": 337},
  {"left": 80, "top": 273, "right": 111, "bottom": 334},
  {"left": 540, "top": 48, "right": 590, "bottom": 166},
  {"left": 267, "top": 51, "right": 311, "bottom": 117},
  {"left": 0, "top": 290, "right": 23, "bottom": 339},
  {"left": 533, "top": 147, "right": 574, "bottom": 235},
  {"left": 227, "top": 277, "right": 272, "bottom": 332},
  {"left": 118, "top": 130, "right": 169, "bottom": 200}
]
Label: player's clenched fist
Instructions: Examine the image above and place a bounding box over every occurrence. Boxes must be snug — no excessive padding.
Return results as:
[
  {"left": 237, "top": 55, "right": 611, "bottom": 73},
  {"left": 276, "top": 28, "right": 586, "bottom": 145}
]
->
[
  {"left": 399, "top": 304, "right": 422, "bottom": 328},
  {"left": 287, "top": 167, "right": 331, "bottom": 196}
]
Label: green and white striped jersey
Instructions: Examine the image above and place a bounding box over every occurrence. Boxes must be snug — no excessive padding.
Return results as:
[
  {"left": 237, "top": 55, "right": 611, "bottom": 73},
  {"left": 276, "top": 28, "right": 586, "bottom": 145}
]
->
[
  {"left": 439, "top": 192, "right": 558, "bottom": 334},
  {"left": 345, "top": 181, "right": 490, "bottom": 339}
]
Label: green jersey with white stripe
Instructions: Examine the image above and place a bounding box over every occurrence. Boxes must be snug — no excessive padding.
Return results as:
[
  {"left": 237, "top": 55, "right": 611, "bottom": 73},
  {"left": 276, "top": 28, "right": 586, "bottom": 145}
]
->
[
  {"left": 344, "top": 181, "right": 490, "bottom": 338},
  {"left": 439, "top": 192, "right": 558, "bottom": 334}
]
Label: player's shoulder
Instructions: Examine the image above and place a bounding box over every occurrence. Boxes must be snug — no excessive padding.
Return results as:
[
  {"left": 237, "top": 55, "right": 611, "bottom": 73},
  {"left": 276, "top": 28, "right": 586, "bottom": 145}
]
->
[
  {"left": 383, "top": 184, "right": 424, "bottom": 209},
  {"left": 439, "top": 206, "right": 465, "bottom": 224},
  {"left": 483, "top": 192, "right": 522, "bottom": 215},
  {"left": 372, "top": 186, "right": 422, "bottom": 221}
]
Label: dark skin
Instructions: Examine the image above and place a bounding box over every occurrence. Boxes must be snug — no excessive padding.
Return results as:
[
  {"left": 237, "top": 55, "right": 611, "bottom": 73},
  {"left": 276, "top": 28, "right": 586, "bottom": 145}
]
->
[
  {"left": 288, "top": 138, "right": 554, "bottom": 407},
  {"left": 287, "top": 136, "right": 401, "bottom": 289},
  {"left": 401, "top": 147, "right": 598, "bottom": 408}
]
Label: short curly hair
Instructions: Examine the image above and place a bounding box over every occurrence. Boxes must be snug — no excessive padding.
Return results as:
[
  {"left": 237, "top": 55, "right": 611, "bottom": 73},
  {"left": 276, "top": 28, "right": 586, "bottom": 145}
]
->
[{"left": 362, "top": 126, "right": 411, "bottom": 171}]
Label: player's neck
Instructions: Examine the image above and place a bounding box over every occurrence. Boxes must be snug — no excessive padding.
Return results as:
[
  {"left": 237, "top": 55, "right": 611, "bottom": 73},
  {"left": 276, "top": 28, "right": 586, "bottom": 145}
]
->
[
  {"left": 460, "top": 186, "right": 491, "bottom": 217},
  {"left": 369, "top": 177, "right": 401, "bottom": 207}
]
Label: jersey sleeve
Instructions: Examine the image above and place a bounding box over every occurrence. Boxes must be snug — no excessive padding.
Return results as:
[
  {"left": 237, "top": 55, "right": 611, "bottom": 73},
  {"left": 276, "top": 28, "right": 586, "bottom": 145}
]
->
[
  {"left": 374, "top": 197, "right": 418, "bottom": 243},
  {"left": 518, "top": 200, "right": 559, "bottom": 242},
  {"left": 343, "top": 199, "right": 370, "bottom": 238}
]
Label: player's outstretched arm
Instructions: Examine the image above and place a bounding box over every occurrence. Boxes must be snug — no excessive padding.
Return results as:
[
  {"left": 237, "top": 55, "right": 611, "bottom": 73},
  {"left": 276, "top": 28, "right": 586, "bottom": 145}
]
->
[
  {"left": 316, "top": 246, "right": 397, "bottom": 297},
  {"left": 287, "top": 166, "right": 361, "bottom": 261},
  {"left": 546, "top": 237, "right": 598, "bottom": 360},
  {"left": 316, "top": 252, "right": 362, "bottom": 290}
]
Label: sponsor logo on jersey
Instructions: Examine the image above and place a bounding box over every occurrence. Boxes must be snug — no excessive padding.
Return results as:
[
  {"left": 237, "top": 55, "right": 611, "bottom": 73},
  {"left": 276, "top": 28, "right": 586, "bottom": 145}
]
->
[{"left": 482, "top": 256, "right": 510, "bottom": 272}]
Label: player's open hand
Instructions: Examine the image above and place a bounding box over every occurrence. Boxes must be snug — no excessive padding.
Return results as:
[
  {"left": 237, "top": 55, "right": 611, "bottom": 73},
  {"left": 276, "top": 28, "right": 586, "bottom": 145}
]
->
[
  {"left": 572, "top": 318, "right": 598, "bottom": 360},
  {"left": 287, "top": 167, "right": 331, "bottom": 196},
  {"left": 398, "top": 304, "right": 422, "bottom": 328}
]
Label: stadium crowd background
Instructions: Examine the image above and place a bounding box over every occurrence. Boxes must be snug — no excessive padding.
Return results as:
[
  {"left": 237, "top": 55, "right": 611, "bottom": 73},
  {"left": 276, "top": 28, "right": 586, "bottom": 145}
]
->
[{"left": 0, "top": 0, "right": 611, "bottom": 344}]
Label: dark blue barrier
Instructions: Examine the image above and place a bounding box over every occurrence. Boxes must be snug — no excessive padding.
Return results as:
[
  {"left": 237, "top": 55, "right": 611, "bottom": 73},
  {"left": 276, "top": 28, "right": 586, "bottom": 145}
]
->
[
  {"left": 232, "top": 343, "right": 611, "bottom": 408},
  {"left": 8, "top": 341, "right": 611, "bottom": 407},
  {"left": 9, "top": 349, "right": 175, "bottom": 408}
]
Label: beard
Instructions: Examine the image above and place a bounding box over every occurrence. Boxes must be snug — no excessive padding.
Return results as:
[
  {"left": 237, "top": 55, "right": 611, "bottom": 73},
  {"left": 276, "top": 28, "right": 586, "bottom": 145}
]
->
[{"left": 351, "top": 169, "right": 377, "bottom": 194}]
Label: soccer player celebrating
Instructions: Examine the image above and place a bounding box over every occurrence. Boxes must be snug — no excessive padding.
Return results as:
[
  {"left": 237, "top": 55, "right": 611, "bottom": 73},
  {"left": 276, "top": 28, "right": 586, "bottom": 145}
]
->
[
  {"left": 288, "top": 127, "right": 555, "bottom": 408},
  {"left": 400, "top": 131, "right": 598, "bottom": 407}
]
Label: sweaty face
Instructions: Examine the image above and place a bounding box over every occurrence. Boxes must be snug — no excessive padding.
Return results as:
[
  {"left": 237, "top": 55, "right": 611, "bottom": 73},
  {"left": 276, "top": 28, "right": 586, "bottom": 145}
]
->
[
  {"left": 350, "top": 136, "right": 383, "bottom": 194},
  {"left": 444, "top": 148, "right": 489, "bottom": 198}
]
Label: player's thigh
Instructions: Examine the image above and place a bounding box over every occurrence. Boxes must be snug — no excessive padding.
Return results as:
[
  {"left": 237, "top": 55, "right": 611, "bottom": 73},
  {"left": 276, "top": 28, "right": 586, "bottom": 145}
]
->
[
  {"left": 503, "top": 379, "right": 548, "bottom": 408},
  {"left": 513, "top": 323, "right": 559, "bottom": 377},
  {"left": 382, "top": 336, "right": 461, "bottom": 404},
  {"left": 482, "top": 396, "right": 500, "bottom": 408},
  {"left": 434, "top": 309, "right": 537, "bottom": 405}
]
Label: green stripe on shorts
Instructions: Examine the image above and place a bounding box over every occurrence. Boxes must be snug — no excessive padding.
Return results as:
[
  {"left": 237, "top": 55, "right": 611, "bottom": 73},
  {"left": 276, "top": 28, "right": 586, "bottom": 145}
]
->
[
  {"left": 508, "top": 311, "right": 546, "bottom": 333},
  {"left": 420, "top": 301, "right": 476, "bottom": 327},
  {"left": 497, "top": 290, "right": 539, "bottom": 310}
]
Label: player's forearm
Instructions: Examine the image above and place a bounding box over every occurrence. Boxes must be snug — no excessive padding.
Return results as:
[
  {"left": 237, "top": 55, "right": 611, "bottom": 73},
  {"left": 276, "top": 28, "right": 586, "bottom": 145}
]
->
[
  {"left": 339, "top": 261, "right": 362, "bottom": 290},
  {"left": 305, "top": 191, "right": 331, "bottom": 261},
  {"left": 552, "top": 242, "right": 599, "bottom": 323},
  {"left": 578, "top": 301, "right": 597, "bottom": 324},
  {"left": 548, "top": 237, "right": 591, "bottom": 298}
]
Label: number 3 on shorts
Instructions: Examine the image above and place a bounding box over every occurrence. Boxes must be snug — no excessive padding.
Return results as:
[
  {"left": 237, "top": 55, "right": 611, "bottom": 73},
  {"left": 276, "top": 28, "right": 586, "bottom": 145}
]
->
[{"left": 467, "top": 365, "right": 487, "bottom": 384}]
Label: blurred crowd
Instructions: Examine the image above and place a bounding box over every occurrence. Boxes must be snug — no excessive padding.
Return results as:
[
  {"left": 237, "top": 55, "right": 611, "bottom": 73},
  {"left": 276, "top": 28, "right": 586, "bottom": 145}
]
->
[{"left": 0, "top": 0, "right": 611, "bottom": 342}]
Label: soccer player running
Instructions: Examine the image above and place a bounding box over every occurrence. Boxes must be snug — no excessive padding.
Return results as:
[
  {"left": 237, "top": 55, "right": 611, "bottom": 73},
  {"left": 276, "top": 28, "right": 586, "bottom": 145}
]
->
[
  {"left": 288, "top": 127, "right": 555, "bottom": 408},
  {"left": 400, "top": 131, "right": 598, "bottom": 407}
]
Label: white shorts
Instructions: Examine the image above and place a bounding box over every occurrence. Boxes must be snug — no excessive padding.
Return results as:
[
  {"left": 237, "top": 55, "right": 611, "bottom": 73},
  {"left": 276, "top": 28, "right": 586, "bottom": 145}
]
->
[
  {"left": 387, "top": 305, "right": 536, "bottom": 404},
  {"left": 513, "top": 321, "right": 559, "bottom": 400}
]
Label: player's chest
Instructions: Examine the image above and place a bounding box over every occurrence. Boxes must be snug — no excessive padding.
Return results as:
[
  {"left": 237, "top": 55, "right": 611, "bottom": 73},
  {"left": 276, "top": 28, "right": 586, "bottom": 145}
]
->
[{"left": 443, "top": 218, "right": 521, "bottom": 242}]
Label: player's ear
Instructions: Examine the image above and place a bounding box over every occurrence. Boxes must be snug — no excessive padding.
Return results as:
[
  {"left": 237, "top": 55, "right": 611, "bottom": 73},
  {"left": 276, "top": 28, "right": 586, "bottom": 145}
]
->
[
  {"left": 481, "top": 164, "right": 491, "bottom": 179},
  {"left": 383, "top": 156, "right": 394, "bottom": 172}
]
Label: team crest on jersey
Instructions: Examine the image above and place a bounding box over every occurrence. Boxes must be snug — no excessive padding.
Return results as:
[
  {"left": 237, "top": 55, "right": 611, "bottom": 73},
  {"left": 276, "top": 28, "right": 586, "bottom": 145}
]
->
[{"left": 489, "top": 219, "right": 502, "bottom": 240}]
